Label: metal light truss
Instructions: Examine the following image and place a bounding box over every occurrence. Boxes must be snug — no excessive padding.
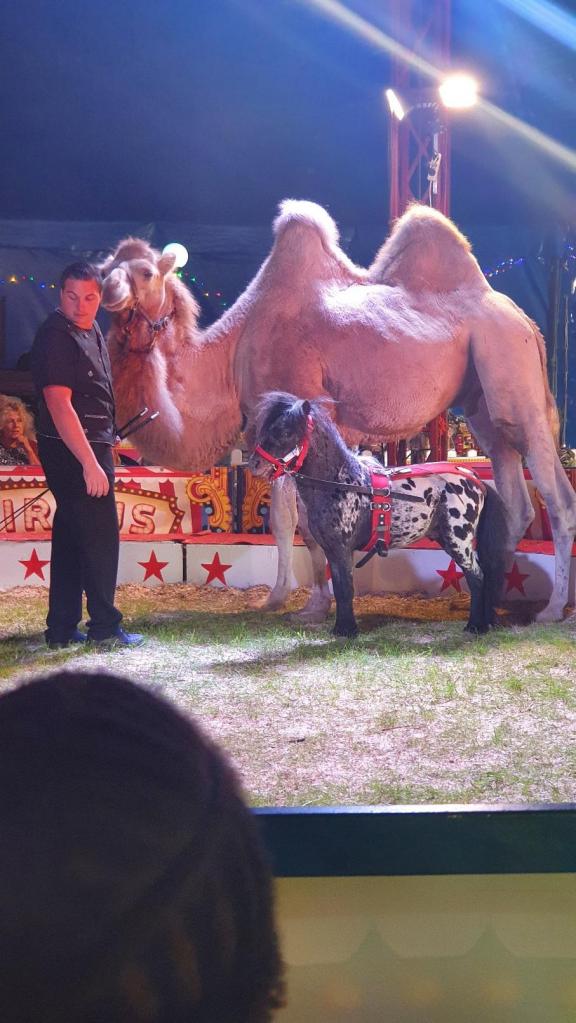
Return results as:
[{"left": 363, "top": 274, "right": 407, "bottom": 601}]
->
[{"left": 387, "top": 0, "right": 451, "bottom": 463}]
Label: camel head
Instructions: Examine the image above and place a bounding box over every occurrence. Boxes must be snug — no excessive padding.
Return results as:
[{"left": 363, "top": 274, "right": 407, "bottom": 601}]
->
[{"left": 99, "top": 238, "right": 178, "bottom": 318}]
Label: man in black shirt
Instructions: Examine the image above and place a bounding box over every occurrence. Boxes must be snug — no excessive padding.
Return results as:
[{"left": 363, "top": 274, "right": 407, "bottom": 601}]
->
[{"left": 31, "top": 262, "right": 143, "bottom": 648}]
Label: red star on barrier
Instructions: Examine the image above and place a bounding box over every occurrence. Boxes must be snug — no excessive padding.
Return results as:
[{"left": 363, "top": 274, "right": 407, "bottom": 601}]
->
[
  {"left": 201, "top": 552, "right": 232, "bottom": 585},
  {"left": 505, "top": 560, "right": 530, "bottom": 595},
  {"left": 138, "top": 550, "right": 169, "bottom": 581},
  {"left": 19, "top": 548, "right": 50, "bottom": 581},
  {"left": 436, "top": 559, "right": 465, "bottom": 593}
]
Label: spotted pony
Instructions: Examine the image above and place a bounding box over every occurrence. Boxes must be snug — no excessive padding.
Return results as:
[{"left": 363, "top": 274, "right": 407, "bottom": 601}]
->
[{"left": 249, "top": 392, "right": 509, "bottom": 638}]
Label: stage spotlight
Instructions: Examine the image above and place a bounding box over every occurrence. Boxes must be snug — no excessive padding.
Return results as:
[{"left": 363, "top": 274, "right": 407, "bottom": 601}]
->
[
  {"left": 438, "top": 73, "right": 478, "bottom": 109},
  {"left": 162, "top": 242, "right": 189, "bottom": 268},
  {"left": 385, "top": 88, "right": 405, "bottom": 120}
]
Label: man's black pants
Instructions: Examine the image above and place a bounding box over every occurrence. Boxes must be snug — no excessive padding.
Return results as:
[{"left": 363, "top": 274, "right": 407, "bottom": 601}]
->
[{"left": 38, "top": 437, "right": 123, "bottom": 642}]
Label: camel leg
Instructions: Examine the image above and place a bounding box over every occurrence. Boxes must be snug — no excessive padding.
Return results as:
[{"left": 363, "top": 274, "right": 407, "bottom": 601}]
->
[
  {"left": 265, "top": 477, "right": 298, "bottom": 610},
  {"left": 468, "top": 401, "right": 576, "bottom": 622},
  {"left": 526, "top": 448, "right": 576, "bottom": 621},
  {"left": 292, "top": 493, "right": 332, "bottom": 623},
  {"left": 466, "top": 405, "right": 534, "bottom": 554},
  {"left": 467, "top": 311, "right": 576, "bottom": 620},
  {"left": 485, "top": 431, "right": 576, "bottom": 620}
]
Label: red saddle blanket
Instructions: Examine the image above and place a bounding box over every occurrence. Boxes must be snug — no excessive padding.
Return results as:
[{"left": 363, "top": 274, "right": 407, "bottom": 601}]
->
[{"left": 362, "top": 461, "right": 485, "bottom": 557}]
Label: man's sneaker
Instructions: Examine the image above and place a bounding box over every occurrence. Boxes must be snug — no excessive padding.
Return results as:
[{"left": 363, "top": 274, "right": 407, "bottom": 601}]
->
[
  {"left": 46, "top": 629, "right": 88, "bottom": 651},
  {"left": 91, "top": 627, "right": 144, "bottom": 649}
]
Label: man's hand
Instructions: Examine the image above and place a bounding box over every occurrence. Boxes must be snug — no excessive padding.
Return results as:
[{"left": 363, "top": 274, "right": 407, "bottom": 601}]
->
[{"left": 83, "top": 460, "right": 110, "bottom": 497}]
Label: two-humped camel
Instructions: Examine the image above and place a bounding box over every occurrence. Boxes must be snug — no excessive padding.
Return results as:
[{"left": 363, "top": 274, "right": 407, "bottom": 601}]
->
[{"left": 100, "top": 200, "right": 576, "bottom": 622}]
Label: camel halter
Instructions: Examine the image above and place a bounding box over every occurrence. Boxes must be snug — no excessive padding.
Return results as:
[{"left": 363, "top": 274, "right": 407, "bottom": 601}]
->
[
  {"left": 116, "top": 265, "right": 176, "bottom": 353},
  {"left": 254, "top": 414, "right": 314, "bottom": 480},
  {"left": 119, "top": 301, "right": 175, "bottom": 353}
]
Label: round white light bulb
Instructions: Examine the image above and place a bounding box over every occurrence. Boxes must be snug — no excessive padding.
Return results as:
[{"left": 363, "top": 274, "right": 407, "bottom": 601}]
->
[{"left": 162, "top": 242, "right": 189, "bottom": 268}]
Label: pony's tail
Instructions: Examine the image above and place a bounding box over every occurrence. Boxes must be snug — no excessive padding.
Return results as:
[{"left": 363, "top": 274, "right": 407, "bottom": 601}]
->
[{"left": 476, "top": 484, "right": 510, "bottom": 626}]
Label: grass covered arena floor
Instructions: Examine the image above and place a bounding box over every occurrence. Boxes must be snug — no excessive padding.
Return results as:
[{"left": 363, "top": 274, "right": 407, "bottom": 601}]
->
[{"left": 2, "top": 584, "right": 576, "bottom": 807}]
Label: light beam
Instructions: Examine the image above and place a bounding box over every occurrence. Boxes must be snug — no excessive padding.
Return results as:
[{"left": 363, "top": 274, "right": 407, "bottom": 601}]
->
[{"left": 297, "top": 0, "right": 576, "bottom": 173}]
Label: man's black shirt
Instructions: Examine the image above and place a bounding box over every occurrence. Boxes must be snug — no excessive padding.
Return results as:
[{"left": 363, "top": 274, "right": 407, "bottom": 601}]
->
[{"left": 31, "top": 310, "right": 116, "bottom": 445}]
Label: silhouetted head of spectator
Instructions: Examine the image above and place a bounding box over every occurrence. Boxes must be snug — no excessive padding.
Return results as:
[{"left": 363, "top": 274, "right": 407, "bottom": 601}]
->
[{"left": 0, "top": 671, "right": 284, "bottom": 1023}]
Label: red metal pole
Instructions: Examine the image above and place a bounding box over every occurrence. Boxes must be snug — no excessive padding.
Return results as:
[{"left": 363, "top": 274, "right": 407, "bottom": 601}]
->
[{"left": 387, "top": 0, "right": 451, "bottom": 464}]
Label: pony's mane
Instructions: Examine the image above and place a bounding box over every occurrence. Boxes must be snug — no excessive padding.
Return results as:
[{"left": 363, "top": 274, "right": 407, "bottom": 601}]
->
[
  {"left": 254, "top": 390, "right": 334, "bottom": 441},
  {"left": 368, "top": 203, "right": 486, "bottom": 292},
  {"left": 358, "top": 451, "right": 383, "bottom": 473}
]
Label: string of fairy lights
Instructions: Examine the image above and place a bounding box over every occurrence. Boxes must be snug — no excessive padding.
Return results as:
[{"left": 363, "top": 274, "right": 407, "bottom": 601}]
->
[
  {"left": 483, "top": 256, "right": 526, "bottom": 278},
  {"left": 0, "top": 267, "right": 229, "bottom": 309},
  {"left": 1, "top": 246, "right": 575, "bottom": 296},
  {"left": 175, "top": 269, "right": 228, "bottom": 308},
  {"left": 483, "top": 244, "right": 576, "bottom": 279}
]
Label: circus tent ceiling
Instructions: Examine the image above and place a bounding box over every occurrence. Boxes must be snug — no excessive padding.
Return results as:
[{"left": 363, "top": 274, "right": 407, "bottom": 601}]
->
[{"left": 1, "top": 0, "right": 575, "bottom": 229}]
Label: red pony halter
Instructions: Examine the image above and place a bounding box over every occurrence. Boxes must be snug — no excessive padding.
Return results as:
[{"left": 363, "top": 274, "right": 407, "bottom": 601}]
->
[{"left": 255, "top": 414, "right": 314, "bottom": 480}]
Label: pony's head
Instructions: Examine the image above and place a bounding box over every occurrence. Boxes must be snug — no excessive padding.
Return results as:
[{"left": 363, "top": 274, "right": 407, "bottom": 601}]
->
[
  {"left": 99, "top": 238, "right": 178, "bottom": 316},
  {"left": 248, "top": 391, "right": 335, "bottom": 479}
]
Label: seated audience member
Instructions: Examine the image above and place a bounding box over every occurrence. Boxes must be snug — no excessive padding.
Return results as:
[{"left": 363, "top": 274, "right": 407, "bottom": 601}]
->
[
  {"left": 0, "top": 671, "right": 284, "bottom": 1023},
  {"left": 0, "top": 394, "right": 38, "bottom": 465}
]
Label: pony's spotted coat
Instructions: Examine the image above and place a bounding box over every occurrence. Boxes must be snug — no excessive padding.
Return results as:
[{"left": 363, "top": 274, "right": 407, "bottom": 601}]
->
[{"left": 251, "top": 392, "right": 509, "bottom": 638}]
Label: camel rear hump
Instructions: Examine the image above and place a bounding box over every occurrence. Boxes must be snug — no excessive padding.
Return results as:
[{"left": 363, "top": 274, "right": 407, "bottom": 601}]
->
[{"left": 368, "top": 204, "right": 487, "bottom": 293}]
